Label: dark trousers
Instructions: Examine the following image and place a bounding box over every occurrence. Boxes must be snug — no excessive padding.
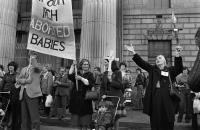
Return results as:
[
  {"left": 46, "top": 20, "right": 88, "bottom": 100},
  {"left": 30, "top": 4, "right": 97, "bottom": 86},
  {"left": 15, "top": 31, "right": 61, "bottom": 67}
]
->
[
  {"left": 11, "top": 100, "right": 21, "bottom": 130},
  {"left": 51, "top": 95, "right": 68, "bottom": 118},
  {"left": 21, "top": 91, "right": 40, "bottom": 130},
  {"left": 1, "top": 93, "right": 21, "bottom": 130},
  {"left": 192, "top": 113, "right": 199, "bottom": 130},
  {"left": 178, "top": 88, "right": 192, "bottom": 121},
  {"left": 54, "top": 95, "right": 68, "bottom": 108}
]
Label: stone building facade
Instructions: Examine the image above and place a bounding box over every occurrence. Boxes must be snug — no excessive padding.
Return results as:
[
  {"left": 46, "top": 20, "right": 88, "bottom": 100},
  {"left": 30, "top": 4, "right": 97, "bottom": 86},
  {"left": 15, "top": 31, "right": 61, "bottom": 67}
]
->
[
  {"left": 1, "top": 0, "right": 200, "bottom": 73},
  {"left": 122, "top": 0, "right": 200, "bottom": 75}
]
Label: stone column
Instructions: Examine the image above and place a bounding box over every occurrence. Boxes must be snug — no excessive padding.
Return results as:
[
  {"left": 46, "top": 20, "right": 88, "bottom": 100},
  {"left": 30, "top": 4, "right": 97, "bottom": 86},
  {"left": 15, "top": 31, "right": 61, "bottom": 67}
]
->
[
  {"left": 80, "top": 0, "right": 117, "bottom": 70},
  {"left": 0, "top": 1, "right": 18, "bottom": 67}
]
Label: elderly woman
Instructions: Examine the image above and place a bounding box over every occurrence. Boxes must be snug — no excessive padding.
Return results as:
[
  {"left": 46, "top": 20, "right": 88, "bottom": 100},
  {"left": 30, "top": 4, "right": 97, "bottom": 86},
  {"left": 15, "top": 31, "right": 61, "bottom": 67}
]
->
[
  {"left": 1, "top": 61, "right": 21, "bottom": 130},
  {"left": 68, "top": 59, "right": 95, "bottom": 129},
  {"left": 125, "top": 44, "right": 183, "bottom": 130}
]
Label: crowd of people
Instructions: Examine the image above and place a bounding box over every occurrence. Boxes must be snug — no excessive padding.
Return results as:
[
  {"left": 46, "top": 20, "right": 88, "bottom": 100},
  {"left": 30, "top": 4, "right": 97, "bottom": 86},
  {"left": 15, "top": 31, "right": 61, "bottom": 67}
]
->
[
  {"left": 0, "top": 52, "right": 197, "bottom": 130},
  {"left": 0, "top": 30, "right": 200, "bottom": 130},
  {"left": 0, "top": 52, "right": 147, "bottom": 130}
]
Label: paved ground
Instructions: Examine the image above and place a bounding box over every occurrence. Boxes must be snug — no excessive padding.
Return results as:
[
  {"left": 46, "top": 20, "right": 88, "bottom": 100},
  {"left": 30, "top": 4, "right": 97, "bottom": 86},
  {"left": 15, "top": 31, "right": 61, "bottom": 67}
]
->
[
  {"left": 40, "top": 109, "right": 200, "bottom": 130},
  {"left": 117, "top": 110, "right": 197, "bottom": 130}
]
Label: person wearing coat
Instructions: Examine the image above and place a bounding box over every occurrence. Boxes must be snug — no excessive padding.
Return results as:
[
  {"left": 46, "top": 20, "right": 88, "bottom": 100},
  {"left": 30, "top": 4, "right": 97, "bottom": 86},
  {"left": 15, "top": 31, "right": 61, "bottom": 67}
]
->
[
  {"left": 135, "top": 68, "right": 146, "bottom": 110},
  {"left": 50, "top": 67, "right": 72, "bottom": 119},
  {"left": 100, "top": 59, "right": 123, "bottom": 101},
  {"left": 40, "top": 64, "right": 53, "bottom": 117},
  {"left": 1, "top": 61, "right": 21, "bottom": 130},
  {"left": 100, "top": 59, "right": 124, "bottom": 118},
  {"left": 100, "top": 59, "right": 109, "bottom": 97},
  {"left": 68, "top": 59, "right": 95, "bottom": 129},
  {"left": 125, "top": 44, "right": 183, "bottom": 130},
  {"left": 107, "top": 60, "right": 123, "bottom": 104},
  {"left": 16, "top": 54, "right": 42, "bottom": 130}
]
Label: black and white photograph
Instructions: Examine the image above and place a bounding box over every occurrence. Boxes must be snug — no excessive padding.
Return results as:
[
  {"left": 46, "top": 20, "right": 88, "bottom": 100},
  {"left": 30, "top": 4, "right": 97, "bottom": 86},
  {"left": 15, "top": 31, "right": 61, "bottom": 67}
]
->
[{"left": 0, "top": 0, "right": 200, "bottom": 130}]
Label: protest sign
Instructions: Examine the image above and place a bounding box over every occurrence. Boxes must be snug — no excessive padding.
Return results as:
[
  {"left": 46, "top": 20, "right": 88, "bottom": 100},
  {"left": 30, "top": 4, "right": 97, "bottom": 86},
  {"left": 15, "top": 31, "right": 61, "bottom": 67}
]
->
[{"left": 27, "top": 0, "right": 76, "bottom": 60}]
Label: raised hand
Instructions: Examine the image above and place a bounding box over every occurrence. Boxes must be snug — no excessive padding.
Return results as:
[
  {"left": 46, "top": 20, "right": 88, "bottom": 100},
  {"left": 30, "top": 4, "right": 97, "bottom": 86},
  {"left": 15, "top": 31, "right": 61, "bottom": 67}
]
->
[
  {"left": 124, "top": 44, "right": 136, "bottom": 54},
  {"left": 175, "top": 45, "right": 183, "bottom": 57}
]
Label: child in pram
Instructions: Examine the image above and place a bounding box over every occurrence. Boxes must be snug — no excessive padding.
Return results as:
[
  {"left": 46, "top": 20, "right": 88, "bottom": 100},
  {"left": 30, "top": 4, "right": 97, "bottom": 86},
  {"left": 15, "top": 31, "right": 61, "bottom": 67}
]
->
[
  {"left": 95, "top": 100, "right": 114, "bottom": 130},
  {"left": 93, "top": 95, "right": 121, "bottom": 130}
]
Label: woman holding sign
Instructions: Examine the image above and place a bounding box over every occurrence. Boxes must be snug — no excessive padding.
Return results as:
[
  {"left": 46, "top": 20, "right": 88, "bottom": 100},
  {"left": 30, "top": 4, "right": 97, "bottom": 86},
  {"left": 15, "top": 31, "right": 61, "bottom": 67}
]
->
[
  {"left": 125, "top": 44, "right": 183, "bottom": 130},
  {"left": 68, "top": 59, "right": 95, "bottom": 129}
]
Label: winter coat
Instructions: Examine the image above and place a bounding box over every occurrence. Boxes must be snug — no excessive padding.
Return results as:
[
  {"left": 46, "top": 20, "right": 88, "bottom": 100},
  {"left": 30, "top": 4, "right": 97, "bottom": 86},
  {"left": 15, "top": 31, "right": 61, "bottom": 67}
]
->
[
  {"left": 68, "top": 71, "right": 95, "bottom": 116},
  {"left": 132, "top": 54, "right": 183, "bottom": 121}
]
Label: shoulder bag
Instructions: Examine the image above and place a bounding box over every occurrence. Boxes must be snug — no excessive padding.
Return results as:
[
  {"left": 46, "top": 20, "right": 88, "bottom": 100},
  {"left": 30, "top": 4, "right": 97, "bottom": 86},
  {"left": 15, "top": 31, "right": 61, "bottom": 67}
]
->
[
  {"left": 85, "top": 90, "right": 99, "bottom": 100},
  {"left": 169, "top": 74, "right": 181, "bottom": 102}
]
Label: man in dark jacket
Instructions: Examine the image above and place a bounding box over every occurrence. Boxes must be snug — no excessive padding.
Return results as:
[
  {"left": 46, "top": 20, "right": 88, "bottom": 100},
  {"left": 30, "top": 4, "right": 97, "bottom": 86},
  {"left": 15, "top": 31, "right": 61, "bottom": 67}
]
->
[{"left": 50, "top": 67, "right": 72, "bottom": 119}]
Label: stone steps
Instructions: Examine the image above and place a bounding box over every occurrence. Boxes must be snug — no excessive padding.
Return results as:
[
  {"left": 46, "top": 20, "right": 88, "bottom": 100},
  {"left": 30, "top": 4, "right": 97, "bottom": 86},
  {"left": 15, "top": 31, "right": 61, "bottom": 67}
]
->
[
  {"left": 116, "top": 110, "right": 199, "bottom": 130},
  {"left": 117, "top": 122, "right": 193, "bottom": 130},
  {"left": 40, "top": 110, "right": 200, "bottom": 130}
]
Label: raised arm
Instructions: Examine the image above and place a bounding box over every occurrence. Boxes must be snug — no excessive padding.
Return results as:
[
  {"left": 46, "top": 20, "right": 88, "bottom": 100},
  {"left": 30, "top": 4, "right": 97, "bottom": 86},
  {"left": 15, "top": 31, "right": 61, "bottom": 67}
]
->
[
  {"left": 169, "top": 56, "right": 183, "bottom": 80},
  {"left": 125, "top": 45, "right": 153, "bottom": 72},
  {"left": 169, "top": 46, "right": 183, "bottom": 80}
]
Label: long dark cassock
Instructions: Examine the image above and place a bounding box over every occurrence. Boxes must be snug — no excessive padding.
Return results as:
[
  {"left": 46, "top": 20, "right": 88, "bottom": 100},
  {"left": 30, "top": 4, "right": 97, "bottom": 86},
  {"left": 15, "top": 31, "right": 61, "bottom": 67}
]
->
[{"left": 132, "top": 54, "right": 183, "bottom": 130}]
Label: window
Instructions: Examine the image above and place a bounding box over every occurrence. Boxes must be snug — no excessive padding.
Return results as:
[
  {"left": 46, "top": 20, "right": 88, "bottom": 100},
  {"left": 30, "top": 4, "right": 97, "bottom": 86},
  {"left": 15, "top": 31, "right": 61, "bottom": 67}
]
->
[{"left": 148, "top": 40, "right": 172, "bottom": 65}]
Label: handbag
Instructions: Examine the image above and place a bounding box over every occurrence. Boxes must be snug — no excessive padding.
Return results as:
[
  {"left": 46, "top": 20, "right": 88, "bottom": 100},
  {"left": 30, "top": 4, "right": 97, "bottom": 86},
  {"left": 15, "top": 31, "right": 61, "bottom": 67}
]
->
[
  {"left": 85, "top": 90, "right": 99, "bottom": 100},
  {"left": 45, "top": 95, "right": 53, "bottom": 107},
  {"left": 193, "top": 98, "right": 200, "bottom": 114},
  {"left": 168, "top": 74, "right": 181, "bottom": 102}
]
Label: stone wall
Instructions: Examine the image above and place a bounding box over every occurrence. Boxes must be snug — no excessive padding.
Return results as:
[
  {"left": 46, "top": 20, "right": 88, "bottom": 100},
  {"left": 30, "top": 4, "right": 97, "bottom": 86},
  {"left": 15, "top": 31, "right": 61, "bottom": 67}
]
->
[{"left": 122, "top": 1, "right": 200, "bottom": 76}]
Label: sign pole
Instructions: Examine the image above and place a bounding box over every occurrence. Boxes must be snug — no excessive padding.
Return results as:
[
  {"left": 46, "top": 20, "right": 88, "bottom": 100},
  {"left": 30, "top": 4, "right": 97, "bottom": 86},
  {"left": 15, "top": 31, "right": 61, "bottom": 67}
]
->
[{"left": 75, "top": 64, "right": 79, "bottom": 91}]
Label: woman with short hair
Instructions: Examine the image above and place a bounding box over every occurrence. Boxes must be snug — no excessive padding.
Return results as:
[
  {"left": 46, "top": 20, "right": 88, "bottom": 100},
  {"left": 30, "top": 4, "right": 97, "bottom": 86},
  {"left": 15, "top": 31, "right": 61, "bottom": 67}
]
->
[{"left": 1, "top": 61, "right": 21, "bottom": 130}]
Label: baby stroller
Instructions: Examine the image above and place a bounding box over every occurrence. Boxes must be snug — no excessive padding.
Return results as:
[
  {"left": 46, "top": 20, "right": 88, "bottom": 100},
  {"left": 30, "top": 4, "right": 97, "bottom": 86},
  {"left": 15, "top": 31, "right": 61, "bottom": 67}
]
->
[
  {"left": 92, "top": 95, "right": 121, "bottom": 130},
  {"left": 0, "top": 91, "right": 11, "bottom": 130}
]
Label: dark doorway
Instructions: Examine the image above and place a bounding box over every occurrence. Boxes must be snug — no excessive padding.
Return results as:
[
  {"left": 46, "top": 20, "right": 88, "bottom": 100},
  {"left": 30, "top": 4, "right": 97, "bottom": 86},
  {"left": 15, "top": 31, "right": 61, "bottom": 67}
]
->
[{"left": 148, "top": 40, "right": 172, "bottom": 65}]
